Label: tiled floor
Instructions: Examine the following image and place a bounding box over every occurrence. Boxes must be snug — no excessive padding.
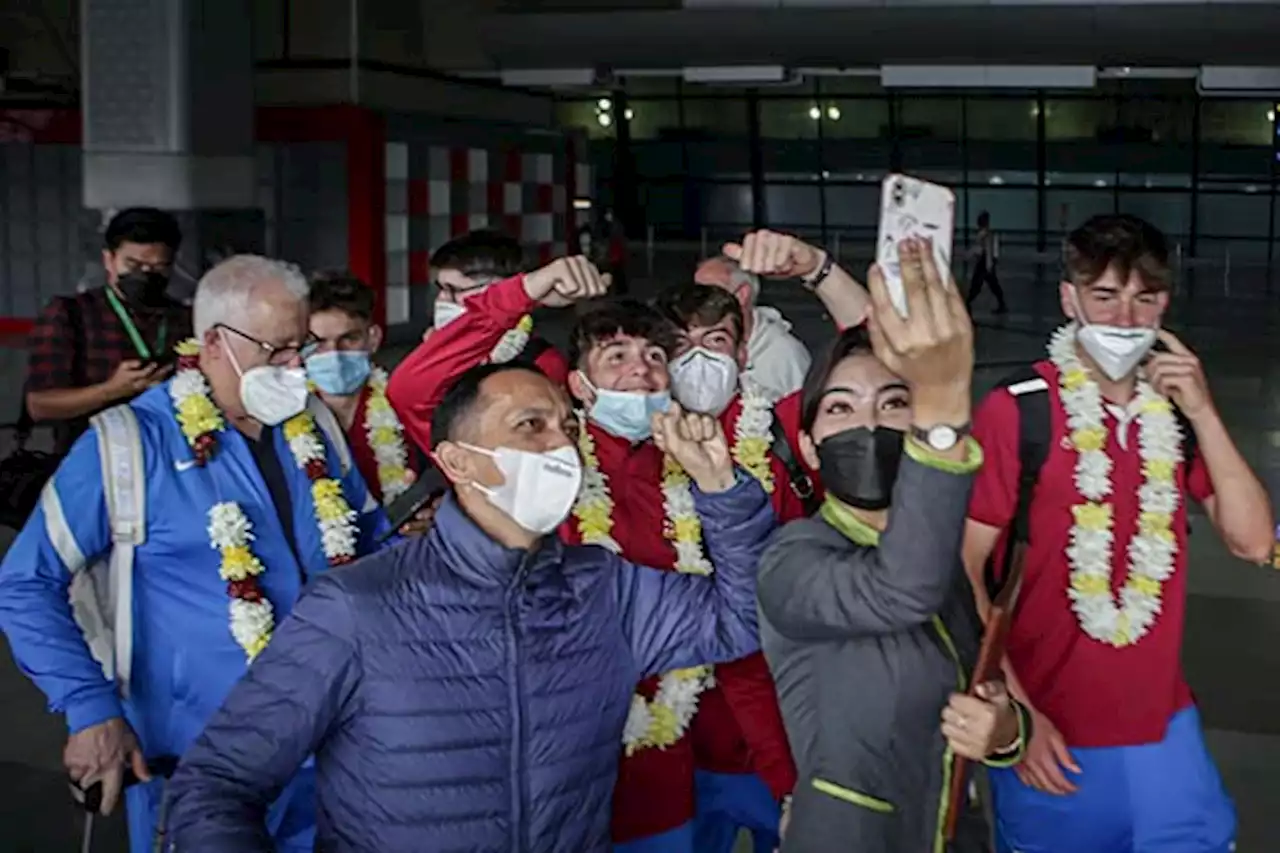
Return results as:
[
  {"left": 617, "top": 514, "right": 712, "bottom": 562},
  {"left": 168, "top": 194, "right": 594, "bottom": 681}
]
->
[{"left": 1, "top": 256, "right": 1278, "bottom": 851}]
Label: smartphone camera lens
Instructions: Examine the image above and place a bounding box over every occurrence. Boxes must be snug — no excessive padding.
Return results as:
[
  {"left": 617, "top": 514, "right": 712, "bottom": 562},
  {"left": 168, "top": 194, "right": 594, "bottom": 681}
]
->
[{"left": 891, "top": 181, "right": 905, "bottom": 207}]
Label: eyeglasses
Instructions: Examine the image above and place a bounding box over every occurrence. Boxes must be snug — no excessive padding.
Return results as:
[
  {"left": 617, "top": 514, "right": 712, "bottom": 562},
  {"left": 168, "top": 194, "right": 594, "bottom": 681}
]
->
[{"left": 218, "top": 324, "right": 316, "bottom": 366}]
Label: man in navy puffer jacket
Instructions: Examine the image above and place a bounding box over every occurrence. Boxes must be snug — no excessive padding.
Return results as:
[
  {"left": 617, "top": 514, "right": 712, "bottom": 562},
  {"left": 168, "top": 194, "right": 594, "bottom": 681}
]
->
[{"left": 165, "top": 360, "right": 776, "bottom": 852}]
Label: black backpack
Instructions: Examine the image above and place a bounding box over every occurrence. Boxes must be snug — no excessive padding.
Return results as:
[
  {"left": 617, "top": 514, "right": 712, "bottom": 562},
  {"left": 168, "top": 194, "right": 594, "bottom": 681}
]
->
[{"left": 984, "top": 367, "right": 1199, "bottom": 600}]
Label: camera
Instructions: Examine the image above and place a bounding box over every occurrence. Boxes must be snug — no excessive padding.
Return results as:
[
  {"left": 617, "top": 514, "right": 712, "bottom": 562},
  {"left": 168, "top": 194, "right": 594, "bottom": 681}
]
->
[{"left": 891, "top": 180, "right": 906, "bottom": 207}]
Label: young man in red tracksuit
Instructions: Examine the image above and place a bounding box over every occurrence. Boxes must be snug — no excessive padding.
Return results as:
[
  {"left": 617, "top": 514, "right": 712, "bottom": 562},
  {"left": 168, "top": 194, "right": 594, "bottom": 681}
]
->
[{"left": 387, "top": 230, "right": 567, "bottom": 447}]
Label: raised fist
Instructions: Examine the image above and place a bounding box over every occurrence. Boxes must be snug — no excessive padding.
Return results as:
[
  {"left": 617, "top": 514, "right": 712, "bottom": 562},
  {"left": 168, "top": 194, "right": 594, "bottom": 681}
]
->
[
  {"left": 651, "top": 401, "right": 735, "bottom": 493},
  {"left": 723, "top": 230, "right": 822, "bottom": 280},
  {"left": 523, "top": 255, "right": 612, "bottom": 307}
]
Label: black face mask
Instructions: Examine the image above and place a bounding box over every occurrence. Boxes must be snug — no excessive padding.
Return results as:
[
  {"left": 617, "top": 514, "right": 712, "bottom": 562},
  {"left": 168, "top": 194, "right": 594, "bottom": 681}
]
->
[
  {"left": 116, "top": 270, "right": 170, "bottom": 308},
  {"left": 816, "top": 426, "right": 905, "bottom": 511}
]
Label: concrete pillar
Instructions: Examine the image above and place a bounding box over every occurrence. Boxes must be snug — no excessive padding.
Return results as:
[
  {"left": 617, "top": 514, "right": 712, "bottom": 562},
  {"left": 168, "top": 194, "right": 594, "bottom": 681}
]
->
[{"left": 81, "top": 0, "right": 263, "bottom": 292}]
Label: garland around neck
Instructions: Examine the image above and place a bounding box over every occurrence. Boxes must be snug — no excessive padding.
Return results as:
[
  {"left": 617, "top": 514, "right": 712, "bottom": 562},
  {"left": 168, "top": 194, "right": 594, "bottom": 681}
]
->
[
  {"left": 171, "top": 338, "right": 359, "bottom": 660},
  {"left": 1049, "top": 323, "right": 1183, "bottom": 648},
  {"left": 491, "top": 315, "right": 535, "bottom": 364},
  {"left": 571, "top": 385, "right": 776, "bottom": 754},
  {"left": 363, "top": 367, "right": 413, "bottom": 504}
]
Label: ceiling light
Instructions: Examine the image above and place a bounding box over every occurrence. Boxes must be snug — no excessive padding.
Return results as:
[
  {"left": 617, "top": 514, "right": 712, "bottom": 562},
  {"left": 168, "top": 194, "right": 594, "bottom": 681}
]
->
[
  {"left": 809, "top": 106, "right": 821, "bottom": 120},
  {"left": 1269, "top": 110, "right": 1276, "bottom": 122},
  {"left": 1094, "top": 179, "right": 1107, "bottom": 188},
  {"left": 624, "top": 108, "right": 634, "bottom": 120},
  {"left": 988, "top": 175, "right": 1004, "bottom": 185},
  {"left": 598, "top": 98, "right": 612, "bottom": 111},
  {"left": 826, "top": 105, "right": 841, "bottom": 121},
  {"left": 597, "top": 113, "right": 612, "bottom": 127}
]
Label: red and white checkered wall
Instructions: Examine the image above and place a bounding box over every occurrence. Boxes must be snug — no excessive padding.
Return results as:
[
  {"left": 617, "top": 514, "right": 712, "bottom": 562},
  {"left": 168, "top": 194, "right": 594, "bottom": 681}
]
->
[{"left": 383, "top": 141, "right": 593, "bottom": 326}]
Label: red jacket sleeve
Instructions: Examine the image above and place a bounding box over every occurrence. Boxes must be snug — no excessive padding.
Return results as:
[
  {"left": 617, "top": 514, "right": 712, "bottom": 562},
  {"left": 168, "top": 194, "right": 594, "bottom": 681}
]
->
[
  {"left": 715, "top": 652, "right": 797, "bottom": 799},
  {"left": 385, "top": 275, "right": 537, "bottom": 453}
]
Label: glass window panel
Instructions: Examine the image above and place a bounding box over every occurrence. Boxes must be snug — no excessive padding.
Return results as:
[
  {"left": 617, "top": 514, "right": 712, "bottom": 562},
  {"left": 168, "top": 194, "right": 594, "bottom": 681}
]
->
[
  {"left": 821, "top": 98, "right": 890, "bottom": 178},
  {"left": 556, "top": 101, "right": 615, "bottom": 140},
  {"left": 1199, "top": 100, "right": 1274, "bottom": 181},
  {"left": 1117, "top": 192, "right": 1191, "bottom": 244},
  {"left": 818, "top": 99, "right": 888, "bottom": 140},
  {"left": 962, "top": 188, "right": 1038, "bottom": 247},
  {"left": 626, "top": 100, "right": 681, "bottom": 141},
  {"left": 967, "top": 98, "right": 1038, "bottom": 141},
  {"left": 637, "top": 182, "right": 685, "bottom": 226},
  {"left": 701, "top": 183, "right": 755, "bottom": 225},
  {"left": 1196, "top": 192, "right": 1271, "bottom": 238},
  {"left": 763, "top": 184, "right": 823, "bottom": 228},
  {"left": 824, "top": 184, "right": 880, "bottom": 231},
  {"left": 898, "top": 98, "right": 962, "bottom": 181},
  {"left": 1115, "top": 98, "right": 1194, "bottom": 188},
  {"left": 633, "top": 142, "right": 685, "bottom": 179},
  {"left": 1046, "top": 190, "right": 1114, "bottom": 241},
  {"left": 683, "top": 98, "right": 751, "bottom": 177},
  {"left": 759, "top": 99, "right": 820, "bottom": 140},
  {"left": 759, "top": 100, "right": 820, "bottom": 180},
  {"left": 1045, "top": 99, "right": 1118, "bottom": 185}
]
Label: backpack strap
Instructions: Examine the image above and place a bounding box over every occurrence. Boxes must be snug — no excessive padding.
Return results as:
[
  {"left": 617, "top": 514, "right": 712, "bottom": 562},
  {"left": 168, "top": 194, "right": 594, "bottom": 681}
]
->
[
  {"left": 86, "top": 404, "right": 146, "bottom": 698},
  {"left": 768, "top": 417, "right": 819, "bottom": 516},
  {"left": 985, "top": 370, "right": 1051, "bottom": 600}
]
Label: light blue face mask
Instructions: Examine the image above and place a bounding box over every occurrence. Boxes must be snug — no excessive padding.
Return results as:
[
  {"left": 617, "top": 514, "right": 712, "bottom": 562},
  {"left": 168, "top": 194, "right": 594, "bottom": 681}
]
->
[
  {"left": 581, "top": 372, "right": 671, "bottom": 442},
  {"left": 306, "top": 350, "right": 373, "bottom": 396}
]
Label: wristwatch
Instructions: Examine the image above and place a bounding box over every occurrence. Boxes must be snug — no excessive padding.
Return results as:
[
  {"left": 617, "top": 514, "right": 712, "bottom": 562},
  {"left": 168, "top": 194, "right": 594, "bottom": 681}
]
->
[
  {"left": 800, "top": 250, "right": 835, "bottom": 291},
  {"left": 910, "top": 423, "right": 971, "bottom": 452}
]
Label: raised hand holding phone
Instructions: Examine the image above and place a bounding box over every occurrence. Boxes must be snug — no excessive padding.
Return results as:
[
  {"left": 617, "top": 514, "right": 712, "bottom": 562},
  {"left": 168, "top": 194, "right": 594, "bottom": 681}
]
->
[{"left": 876, "top": 174, "right": 956, "bottom": 317}]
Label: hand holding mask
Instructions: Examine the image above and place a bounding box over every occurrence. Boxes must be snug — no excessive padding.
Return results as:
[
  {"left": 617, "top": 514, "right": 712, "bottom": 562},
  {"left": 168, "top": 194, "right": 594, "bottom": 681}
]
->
[
  {"left": 866, "top": 238, "right": 973, "bottom": 425},
  {"left": 652, "top": 402, "right": 735, "bottom": 494}
]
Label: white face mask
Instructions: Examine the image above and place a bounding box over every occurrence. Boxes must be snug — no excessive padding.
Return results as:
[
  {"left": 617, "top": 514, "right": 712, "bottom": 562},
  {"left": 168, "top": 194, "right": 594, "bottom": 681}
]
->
[
  {"left": 434, "top": 300, "right": 467, "bottom": 329},
  {"left": 669, "top": 346, "right": 740, "bottom": 416},
  {"left": 220, "top": 329, "right": 309, "bottom": 426},
  {"left": 1071, "top": 289, "right": 1158, "bottom": 381},
  {"left": 459, "top": 443, "right": 583, "bottom": 535}
]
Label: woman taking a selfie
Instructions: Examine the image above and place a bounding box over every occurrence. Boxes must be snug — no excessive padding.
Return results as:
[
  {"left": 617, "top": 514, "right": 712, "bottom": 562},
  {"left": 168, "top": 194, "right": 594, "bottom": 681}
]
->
[{"left": 758, "top": 239, "right": 1029, "bottom": 852}]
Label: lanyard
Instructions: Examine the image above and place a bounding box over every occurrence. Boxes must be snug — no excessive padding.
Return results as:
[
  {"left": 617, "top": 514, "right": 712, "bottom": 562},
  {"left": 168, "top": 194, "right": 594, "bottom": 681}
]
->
[{"left": 105, "top": 287, "right": 167, "bottom": 360}]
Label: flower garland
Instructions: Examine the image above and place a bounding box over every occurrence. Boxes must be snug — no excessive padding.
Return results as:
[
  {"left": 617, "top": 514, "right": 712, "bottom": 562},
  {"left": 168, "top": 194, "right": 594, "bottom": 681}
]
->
[
  {"left": 1049, "top": 324, "right": 1183, "bottom": 648},
  {"left": 283, "top": 412, "right": 359, "bottom": 566},
  {"left": 208, "top": 502, "right": 273, "bottom": 660},
  {"left": 362, "top": 367, "right": 413, "bottom": 504},
  {"left": 490, "top": 315, "right": 535, "bottom": 364},
  {"left": 170, "top": 340, "right": 223, "bottom": 465},
  {"left": 575, "top": 427, "right": 716, "bottom": 754},
  {"left": 732, "top": 381, "right": 776, "bottom": 495},
  {"left": 172, "top": 339, "right": 359, "bottom": 659}
]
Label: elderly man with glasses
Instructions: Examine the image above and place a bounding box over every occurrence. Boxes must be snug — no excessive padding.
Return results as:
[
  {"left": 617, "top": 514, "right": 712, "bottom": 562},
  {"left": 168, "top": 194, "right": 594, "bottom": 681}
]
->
[{"left": 0, "top": 255, "right": 391, "bottom": 853}]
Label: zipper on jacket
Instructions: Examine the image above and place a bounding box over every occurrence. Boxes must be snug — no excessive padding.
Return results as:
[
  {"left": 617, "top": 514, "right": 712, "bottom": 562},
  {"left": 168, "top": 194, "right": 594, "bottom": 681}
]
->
[
  {"left": 506, "top": 556, "right": 534, "bottom": 853},
  {"left": 930, "top": 615, "right": 965, "bottom": 853}
]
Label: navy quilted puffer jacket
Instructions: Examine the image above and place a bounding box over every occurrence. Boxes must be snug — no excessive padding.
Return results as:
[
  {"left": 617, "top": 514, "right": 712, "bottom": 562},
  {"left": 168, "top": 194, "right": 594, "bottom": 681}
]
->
[{"left": 165, "top": 475, "right": 774, "bottom": 853}]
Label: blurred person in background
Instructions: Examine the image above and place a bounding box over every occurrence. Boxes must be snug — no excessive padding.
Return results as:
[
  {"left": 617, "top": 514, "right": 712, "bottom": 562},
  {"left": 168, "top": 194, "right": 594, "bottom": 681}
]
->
[
  {"left": 26, "top": 207, "right": 190, "bottom": 453},
  {"left": 965, "top": 210, "right": 1007, "bottom": 314},
  {"left": 964, "top": 214, "right": 1272, "bottom": 853},
  {"left": 759, "top": 241, "right": 1027, "bottom": 852}
]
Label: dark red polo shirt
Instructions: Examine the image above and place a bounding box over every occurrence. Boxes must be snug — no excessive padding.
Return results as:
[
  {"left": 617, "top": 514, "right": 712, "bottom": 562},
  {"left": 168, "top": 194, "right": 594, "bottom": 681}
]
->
[{"left": 969, "top": 360, "right": 1213, "bottom": 748}]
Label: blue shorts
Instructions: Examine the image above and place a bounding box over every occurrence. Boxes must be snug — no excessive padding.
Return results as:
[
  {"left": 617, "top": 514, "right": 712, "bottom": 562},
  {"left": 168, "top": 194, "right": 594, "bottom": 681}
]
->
[
  {"left": 614, "top": 821, "right": 694, "bottom": 853},
  {"left": 990, "top": 706, "right": 1235, "bottom": 853},
  {"left": 693, "top": 770, "right": 781, "bottom": 853}
]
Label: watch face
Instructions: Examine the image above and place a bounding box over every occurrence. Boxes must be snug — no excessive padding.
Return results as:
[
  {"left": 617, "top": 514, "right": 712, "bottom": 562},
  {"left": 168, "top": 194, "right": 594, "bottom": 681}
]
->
[{"left": 927, "top": 425, "right": 959, "bottom": 450}]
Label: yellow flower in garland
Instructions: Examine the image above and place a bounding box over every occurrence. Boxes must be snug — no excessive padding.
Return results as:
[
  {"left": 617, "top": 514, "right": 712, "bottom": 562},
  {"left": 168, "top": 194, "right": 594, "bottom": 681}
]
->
[
  {"left": 218, "top": 545, "right": 264, "bottom": 582},
  {"left": 283, "top": 412, "right": 314, "bottom": 442},
  {"left": 1071, "top": 427, "right": 1107, "bottom": 453},
  {"left": 312, "top": 478, "right": 352, "bottom": 522},
  {"left": 1072, "top": 502, "right": 1112, "bottom": 532},
  {"left": 734, "top": 436, "right": 773, "bottom": 492}
]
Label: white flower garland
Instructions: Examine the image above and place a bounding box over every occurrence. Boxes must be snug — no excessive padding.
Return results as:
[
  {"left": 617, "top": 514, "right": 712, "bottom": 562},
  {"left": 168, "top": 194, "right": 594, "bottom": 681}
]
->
[
  {"left": 490, "top": 315, "right": 534, "bottom": 364},
  {"left": 731, "top": 379, "right": 776, "bottom": 495},
  {"left": 283, "top": 413, "right": 360, "bottom": 565},
  {"left": 1049, "top": 323, "right": 1183, "bottom": 648},
  {"left": 362, "top": 367, "right": 413, "bottom": 503},
  {"left": 573, "top": 426, "right": 715, "bottom": 754},
  {"left": 207, "top": 502, "right": 274, "bottom": 660}
]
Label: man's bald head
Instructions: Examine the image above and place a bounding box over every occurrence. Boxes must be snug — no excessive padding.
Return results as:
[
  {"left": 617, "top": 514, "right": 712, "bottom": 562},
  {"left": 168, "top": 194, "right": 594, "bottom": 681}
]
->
[{"left": 695, "top": 255, "right": 760, "bottom": 305}]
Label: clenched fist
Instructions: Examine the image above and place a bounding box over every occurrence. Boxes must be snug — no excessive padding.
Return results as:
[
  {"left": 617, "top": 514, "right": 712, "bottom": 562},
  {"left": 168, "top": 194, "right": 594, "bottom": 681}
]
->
[
  {"left": 522, "top": 256, "right": 612, "bottom": 307},
  {"left": 651, "top": 402, "right": 735, "bottom": 493},
  {"left": 723, "top": 230, "right": 823, "bottom": 280}
]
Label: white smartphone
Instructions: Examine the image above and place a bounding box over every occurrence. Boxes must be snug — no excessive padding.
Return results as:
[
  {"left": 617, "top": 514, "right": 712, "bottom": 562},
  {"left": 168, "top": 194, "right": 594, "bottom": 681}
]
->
[{"left": 875, "top": 174, "right": 956, "bottom": 316}]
